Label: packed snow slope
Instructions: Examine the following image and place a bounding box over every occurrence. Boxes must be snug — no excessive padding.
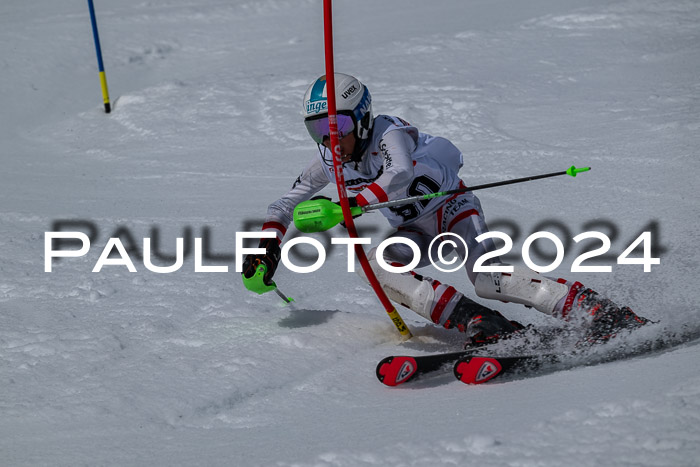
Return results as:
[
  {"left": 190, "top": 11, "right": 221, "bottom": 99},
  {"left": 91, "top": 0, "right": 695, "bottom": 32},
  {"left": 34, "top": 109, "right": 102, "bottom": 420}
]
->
[{"left": 1, "top": 0, "right": 699, "bottom": 465}]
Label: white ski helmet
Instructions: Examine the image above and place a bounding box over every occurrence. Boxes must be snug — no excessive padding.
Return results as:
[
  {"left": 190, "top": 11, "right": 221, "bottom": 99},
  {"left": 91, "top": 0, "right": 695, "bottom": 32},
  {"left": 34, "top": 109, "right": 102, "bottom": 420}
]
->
[{"left": 302, "top": 73, "right": 373, "bottom": 147}]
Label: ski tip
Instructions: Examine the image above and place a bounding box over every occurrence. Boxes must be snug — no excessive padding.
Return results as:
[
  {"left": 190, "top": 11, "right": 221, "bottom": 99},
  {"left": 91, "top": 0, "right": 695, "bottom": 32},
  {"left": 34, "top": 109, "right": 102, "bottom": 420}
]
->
[
  {"left": 376, "top": 356, "right": 418, "bottom": 387},
  {"left": 453, "top": 357, "right": 502, "bottom": 385}
]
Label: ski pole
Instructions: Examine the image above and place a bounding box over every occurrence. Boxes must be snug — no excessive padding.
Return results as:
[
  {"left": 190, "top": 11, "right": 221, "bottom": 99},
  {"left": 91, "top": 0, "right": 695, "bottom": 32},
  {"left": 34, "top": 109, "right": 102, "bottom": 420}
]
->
[
  {"left": 273, "top": 288, "right": 294, "bottom": 304},
  {"left": 370, "top": 165, "right": 591, "bottom": 211},
  {"left": 242, "top": 264, "right": 294, "bottom": 304},
  {"left": 294, "top": 166, "right": 590, "bottom": 233}
]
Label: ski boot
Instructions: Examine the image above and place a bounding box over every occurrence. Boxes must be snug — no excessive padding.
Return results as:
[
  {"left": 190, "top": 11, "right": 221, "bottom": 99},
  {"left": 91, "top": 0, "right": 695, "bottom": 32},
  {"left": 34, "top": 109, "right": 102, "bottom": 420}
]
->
[
  {"left": 444, "top": 295, "right": 524, "bottom": 347},
  {"left": 568, "top": 287, "right": 650, "bottom": 344}
]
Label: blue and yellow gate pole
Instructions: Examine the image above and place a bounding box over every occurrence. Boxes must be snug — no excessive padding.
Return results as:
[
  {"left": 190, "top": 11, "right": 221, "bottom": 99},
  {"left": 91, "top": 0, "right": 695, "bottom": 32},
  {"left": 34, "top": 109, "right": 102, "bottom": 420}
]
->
[{"left": 87, "top": 0, "right": 111, "bottom": 113}]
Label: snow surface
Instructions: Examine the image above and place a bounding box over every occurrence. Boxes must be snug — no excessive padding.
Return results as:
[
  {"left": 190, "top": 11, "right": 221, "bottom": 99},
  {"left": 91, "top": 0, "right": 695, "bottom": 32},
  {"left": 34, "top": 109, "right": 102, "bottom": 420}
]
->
[{"left": 1, "top": 0, "right": 700, "bottom": 465}]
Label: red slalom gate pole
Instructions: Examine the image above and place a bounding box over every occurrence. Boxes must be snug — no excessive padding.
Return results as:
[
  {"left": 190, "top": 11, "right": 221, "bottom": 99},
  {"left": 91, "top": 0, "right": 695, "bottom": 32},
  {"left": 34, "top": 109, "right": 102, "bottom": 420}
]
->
[{"left": 322, "top": 0, "right": 411, "bottom": 339}]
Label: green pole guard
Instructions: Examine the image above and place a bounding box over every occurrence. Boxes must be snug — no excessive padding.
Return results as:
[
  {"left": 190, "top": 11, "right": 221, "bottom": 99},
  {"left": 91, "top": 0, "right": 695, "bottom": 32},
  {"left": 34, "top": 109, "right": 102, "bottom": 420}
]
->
[
  {"left": 242, "top": 264, "right": 277, "bottom": 295},
  {"left": 293, "top": 198, "right": 363, "bottom": 233}
]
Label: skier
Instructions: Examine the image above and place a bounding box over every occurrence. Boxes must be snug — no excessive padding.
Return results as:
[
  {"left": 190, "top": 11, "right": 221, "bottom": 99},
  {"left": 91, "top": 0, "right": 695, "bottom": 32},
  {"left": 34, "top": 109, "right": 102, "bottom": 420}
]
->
[{"left": 242, "top": 73, "right": 649, "bottom": 345}]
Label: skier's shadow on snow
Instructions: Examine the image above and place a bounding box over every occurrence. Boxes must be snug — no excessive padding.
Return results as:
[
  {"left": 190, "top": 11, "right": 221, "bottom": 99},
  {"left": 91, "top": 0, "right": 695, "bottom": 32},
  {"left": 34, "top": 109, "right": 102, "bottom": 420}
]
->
[{"left": 277, "top": 309, "right": 341, "bottom": 328}]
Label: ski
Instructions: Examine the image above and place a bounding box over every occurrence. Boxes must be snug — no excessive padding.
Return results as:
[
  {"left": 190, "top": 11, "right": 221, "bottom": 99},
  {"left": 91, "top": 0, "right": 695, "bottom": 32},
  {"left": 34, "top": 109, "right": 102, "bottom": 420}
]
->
[
  {"left": 376, "top": 350, "right": 558, "bottom": 387},
  {"left": 452, "top": 354, "right": 553, "bottom": 384},
  {"left": 376, "top": 350, "right": 473, "bottom": 386},
  {"left": 376, "top": 320, "right": 658, "bottom": 387}
]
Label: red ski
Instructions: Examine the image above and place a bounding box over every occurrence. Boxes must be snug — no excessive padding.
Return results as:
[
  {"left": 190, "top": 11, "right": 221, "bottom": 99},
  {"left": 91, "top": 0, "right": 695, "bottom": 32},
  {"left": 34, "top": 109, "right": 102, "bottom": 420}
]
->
[
  {"left": 376, "top": 352, "right": 554, "bottom": 387},
  {"left": 453, "top": 354, "right": 557, "bottom": 384},
  {"left": 376, "top": 351, "right": 472, "bottom": 387}
]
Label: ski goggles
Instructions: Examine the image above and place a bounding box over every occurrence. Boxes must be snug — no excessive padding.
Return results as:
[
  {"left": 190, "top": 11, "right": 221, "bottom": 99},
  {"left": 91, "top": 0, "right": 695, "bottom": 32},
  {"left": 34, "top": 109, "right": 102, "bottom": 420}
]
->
[{"left": 304, "top": 113, "right": 355, "bottom": 145}]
